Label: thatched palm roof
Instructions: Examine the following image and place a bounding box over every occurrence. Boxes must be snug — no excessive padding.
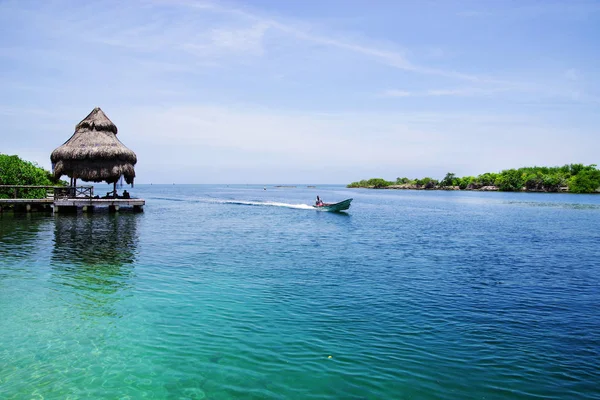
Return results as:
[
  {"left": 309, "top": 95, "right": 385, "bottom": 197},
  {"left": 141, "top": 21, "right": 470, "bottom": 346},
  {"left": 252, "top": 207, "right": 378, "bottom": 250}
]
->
[{"left": 51, "top": 107, "right": 137, "bottom": 184}]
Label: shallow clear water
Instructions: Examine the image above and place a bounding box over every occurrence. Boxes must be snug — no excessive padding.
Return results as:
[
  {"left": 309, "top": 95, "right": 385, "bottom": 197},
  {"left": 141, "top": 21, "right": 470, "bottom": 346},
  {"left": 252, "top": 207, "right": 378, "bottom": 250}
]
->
[{"left": 1, "top": 185, "right": 599, "bottom": 399}]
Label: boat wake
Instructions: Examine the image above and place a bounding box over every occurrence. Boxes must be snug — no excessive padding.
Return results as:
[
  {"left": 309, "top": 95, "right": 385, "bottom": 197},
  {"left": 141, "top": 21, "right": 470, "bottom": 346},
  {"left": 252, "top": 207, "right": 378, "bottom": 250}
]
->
[
  {"left": 215, "top": 199, "right": 315, "bottom": 210},
  {"left": 148, "top": 195, "right": 316, "bottom": 210}
]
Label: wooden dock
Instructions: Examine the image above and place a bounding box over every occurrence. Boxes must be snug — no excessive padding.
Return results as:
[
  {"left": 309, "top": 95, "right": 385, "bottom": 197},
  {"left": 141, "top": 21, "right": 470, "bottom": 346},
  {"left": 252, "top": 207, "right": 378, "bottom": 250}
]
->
[{"left": 0, "top": 185, "right": 144, "bottom": 213}]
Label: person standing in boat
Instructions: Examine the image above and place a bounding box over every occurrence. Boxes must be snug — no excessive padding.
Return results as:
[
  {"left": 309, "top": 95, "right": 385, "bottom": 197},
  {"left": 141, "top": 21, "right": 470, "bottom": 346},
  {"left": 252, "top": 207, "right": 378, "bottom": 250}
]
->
[{"left": 316, "top": 195, "right": 324, "bottom": 206}]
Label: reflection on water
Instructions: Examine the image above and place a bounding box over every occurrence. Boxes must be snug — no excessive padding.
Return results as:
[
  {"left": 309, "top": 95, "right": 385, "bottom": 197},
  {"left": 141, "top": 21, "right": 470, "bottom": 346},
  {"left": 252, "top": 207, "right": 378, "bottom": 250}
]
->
[
  {"left": 504, "top": 200, "right": 600, "bottom": 210},
  {"left": 52, "top": 214, "right": 139, "bottom": 266},
  {"left": 0, "top": 213, "right": 53, "bottom": 262},
  {"left": 51, "top": 214, "right": 140, "bottom": 317}
]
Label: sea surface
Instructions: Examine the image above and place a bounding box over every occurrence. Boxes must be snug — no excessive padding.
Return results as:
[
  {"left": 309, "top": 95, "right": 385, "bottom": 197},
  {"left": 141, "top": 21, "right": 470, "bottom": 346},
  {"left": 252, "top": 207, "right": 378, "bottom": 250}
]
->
[{"left": 1, "top": 185, "right": 599, "bottom": 399}]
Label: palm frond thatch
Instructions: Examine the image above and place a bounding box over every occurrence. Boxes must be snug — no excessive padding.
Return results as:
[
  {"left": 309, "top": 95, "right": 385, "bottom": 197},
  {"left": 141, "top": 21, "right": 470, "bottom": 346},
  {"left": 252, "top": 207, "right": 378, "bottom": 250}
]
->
[{"left": 50, "top": 107, "right": 137, "bottom": 184}]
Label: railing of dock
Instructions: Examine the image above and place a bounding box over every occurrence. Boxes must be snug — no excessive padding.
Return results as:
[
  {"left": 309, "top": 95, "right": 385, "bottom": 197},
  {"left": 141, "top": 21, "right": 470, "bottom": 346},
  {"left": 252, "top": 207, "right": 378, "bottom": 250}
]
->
[
  {"left": 0, "top": 185, "right": 94, "bottom": 200},
  {"left": 53, "top": 186, "right": 94, "bottom": 200}
]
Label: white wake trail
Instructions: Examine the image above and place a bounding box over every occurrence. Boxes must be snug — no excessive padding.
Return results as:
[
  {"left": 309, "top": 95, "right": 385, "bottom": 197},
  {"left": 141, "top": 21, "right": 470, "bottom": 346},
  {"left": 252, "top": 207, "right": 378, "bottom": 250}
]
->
[{"left": 216, "top": 199, "right": 315, "bottom": 210}]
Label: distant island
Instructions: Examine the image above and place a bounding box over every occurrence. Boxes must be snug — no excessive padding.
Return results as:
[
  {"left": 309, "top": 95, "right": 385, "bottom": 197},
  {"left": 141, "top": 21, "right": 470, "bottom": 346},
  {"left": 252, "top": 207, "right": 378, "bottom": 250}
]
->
[{"left": 348, "top": 164, "right": 600, "bottom": 193}]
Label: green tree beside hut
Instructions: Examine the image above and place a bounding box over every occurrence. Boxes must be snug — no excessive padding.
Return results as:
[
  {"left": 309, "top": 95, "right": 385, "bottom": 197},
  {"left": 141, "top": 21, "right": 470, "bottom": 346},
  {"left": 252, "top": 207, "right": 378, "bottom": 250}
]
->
[{"left": 0, "top": 154, "right": 62, "bottom": 199}]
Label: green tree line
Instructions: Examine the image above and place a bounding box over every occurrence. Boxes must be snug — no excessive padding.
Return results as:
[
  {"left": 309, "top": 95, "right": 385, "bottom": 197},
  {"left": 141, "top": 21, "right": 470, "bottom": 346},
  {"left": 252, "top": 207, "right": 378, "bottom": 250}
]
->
[
  {"left": 0, "top": 154, "right": 63, "bottom": 199},
  {"left": 347, "top": 164, "right": 600, "bottom": 193}
]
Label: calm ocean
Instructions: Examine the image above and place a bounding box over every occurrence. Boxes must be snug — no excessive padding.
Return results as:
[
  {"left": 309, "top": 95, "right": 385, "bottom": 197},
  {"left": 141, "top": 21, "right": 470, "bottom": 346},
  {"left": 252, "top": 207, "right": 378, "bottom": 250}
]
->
[{"left": 1, "top": 185, "right": 599, "bottom": 399}]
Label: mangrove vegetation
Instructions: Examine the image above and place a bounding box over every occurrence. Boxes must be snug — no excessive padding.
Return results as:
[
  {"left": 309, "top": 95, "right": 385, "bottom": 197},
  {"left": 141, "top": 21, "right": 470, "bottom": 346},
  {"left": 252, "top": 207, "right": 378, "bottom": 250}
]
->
[{"left": 347, "top": 164, "right": 600, "bottom": 193}]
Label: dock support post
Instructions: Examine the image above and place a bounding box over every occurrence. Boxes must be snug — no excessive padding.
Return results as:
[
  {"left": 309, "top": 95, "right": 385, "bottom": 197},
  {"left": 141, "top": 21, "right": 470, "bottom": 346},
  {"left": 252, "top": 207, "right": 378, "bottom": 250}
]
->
[
  {"left": 82, "top": 205, "right": 95, "bottom": 213},
  {"left": 109, "top": 205, "right": 119, "bottom": 213},
  {"left": 133, "top": 205, "right": 144, "bottom": 213}
]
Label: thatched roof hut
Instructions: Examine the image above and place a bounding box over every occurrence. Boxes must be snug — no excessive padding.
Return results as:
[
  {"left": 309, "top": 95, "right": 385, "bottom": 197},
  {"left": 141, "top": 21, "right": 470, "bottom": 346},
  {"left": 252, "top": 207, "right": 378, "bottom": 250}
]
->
[{"left": 51, "top": 107, "right": 137, "bottom": 185}]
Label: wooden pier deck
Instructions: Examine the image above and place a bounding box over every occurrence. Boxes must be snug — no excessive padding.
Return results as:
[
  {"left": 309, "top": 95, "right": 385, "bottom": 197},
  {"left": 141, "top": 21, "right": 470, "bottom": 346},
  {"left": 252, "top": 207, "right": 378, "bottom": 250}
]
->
[{"left": 0, "top": 185, "right": 144, "bottom": 213}]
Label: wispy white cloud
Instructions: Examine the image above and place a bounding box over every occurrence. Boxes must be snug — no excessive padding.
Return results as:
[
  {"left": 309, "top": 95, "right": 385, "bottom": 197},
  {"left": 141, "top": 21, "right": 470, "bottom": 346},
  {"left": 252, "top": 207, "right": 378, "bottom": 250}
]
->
[
  {"left": 150, "top": 0, "right": 503, "bottom": 83},
  {"left": 209, "top": 23, "right": 270, "bottom": 54},
  {"left": 381, "top": 87, "right": 511, "bottom": 98},
  {"left": 381, "top": 83, "right": 600, "bottom": 103},
  {"left": 458, "top": 2, "right": 600, "bottom": 20},
  {"left": 178, "top": 23, "right": 270, "bottom": 60},
  {"left": 381, "top": 90, "right": 412, "bottom": 98}
]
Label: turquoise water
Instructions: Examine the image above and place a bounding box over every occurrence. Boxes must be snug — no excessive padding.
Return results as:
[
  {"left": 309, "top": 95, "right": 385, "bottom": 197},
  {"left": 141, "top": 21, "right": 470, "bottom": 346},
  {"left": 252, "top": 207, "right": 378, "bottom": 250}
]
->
[{"left": 1, "top": 185, "right": 599, "bottom": 399}]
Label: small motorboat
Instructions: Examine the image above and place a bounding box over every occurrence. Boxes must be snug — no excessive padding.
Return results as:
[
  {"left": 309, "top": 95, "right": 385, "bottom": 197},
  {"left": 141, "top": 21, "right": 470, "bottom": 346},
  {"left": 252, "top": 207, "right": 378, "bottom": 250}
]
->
[{"left": 313, "top": 198, "right": 353, "bottom": 212}]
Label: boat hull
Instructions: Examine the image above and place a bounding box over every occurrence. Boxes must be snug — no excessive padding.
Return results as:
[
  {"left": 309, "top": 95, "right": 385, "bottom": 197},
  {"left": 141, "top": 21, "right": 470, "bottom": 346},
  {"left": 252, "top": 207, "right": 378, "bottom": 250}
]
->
[{"left": 313, "top": 198, "right": 353, "bottom": 212}]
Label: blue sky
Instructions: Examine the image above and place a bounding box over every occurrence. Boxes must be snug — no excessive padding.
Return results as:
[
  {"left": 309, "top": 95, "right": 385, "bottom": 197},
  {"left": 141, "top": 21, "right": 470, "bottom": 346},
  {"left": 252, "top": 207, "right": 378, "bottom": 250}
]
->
[{"left": 1, "top": 0, "right": 599, "bottom": 183}]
